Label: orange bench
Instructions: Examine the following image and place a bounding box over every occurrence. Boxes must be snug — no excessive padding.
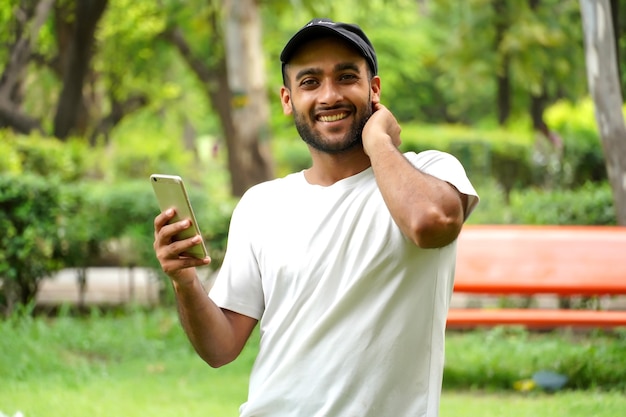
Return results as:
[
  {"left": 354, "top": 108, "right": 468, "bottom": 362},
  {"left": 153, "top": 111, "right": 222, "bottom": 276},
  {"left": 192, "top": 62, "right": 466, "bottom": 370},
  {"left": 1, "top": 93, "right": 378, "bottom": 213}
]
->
[{"left": 447, "top": 225, "right": 626, "bottom": 329}]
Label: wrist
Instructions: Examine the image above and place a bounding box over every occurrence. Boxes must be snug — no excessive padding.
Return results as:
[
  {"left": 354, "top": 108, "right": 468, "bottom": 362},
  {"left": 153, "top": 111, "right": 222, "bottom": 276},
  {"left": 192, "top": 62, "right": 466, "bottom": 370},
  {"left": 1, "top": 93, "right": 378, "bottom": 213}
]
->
[
  {"left": 171, "top": 269, "right": 199, "bottom": 291},
  {"left": 364, "top": 133, "right": 395, "bottom": 157}
]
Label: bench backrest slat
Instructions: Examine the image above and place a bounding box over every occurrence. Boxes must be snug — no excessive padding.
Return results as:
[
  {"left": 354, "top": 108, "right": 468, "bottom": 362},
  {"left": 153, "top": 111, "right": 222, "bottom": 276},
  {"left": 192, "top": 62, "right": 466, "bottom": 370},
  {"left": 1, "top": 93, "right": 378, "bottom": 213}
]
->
[{"left": 454, "top": 225, "right": 626, "bottom": 295}]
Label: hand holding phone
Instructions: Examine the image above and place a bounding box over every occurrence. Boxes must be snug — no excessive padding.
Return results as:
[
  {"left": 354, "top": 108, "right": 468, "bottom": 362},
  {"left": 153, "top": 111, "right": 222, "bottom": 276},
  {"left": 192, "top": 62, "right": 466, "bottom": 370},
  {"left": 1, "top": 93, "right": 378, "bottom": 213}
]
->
[{"left": 150, "top": 174, "right": 209, "bottom": 259}]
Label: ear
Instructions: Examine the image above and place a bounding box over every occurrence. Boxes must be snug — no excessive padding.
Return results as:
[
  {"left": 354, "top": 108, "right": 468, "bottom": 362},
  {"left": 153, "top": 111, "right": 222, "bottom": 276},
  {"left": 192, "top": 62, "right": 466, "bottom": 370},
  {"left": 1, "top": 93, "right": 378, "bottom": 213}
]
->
[
  {"left": 370, "top": 76, "right": 381, "bottom": 105},
  {"left": 280, "top": 86, "right": 293, "bottom": 115}
]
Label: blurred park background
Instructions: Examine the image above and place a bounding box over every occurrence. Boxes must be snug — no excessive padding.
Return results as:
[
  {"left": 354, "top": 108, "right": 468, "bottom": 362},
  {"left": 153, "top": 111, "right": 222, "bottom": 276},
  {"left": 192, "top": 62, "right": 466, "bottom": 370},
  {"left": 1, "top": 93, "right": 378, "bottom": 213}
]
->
[{"left": 1, "top": 0, "right": 626, "bottom": 416}]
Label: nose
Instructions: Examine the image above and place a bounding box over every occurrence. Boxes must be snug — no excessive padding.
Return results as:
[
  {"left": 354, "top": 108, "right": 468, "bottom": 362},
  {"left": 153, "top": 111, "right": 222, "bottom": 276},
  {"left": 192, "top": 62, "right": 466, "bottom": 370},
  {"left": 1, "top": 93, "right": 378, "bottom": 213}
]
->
[{"left": 317, "top": 79, "right": 342, "bottom": 106}]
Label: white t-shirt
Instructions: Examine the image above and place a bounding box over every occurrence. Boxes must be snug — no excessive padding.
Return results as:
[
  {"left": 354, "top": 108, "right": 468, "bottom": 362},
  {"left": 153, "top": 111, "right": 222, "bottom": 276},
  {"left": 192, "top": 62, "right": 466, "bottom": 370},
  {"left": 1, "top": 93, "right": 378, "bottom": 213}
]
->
[{"left": 210, "top": 150, "right": 479, "bottom": 417}]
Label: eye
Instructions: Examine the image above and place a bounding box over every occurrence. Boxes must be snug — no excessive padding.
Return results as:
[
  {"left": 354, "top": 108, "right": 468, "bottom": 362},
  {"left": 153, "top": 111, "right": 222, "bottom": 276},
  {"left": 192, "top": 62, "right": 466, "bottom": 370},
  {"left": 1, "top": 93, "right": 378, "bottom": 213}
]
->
[
  {"left": 338, "top": 73, "right": 358, "bottom": 83},
  {"left": 299, "top": 78, "right": 319, "bottom": 89}
]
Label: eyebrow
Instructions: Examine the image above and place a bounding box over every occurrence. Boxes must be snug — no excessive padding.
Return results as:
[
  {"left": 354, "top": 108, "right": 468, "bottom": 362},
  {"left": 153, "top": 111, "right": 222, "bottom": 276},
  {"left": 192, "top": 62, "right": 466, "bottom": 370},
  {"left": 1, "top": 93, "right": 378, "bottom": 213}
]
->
[{"left": 294, "top": 62, "right": 362, "bottom": 82}]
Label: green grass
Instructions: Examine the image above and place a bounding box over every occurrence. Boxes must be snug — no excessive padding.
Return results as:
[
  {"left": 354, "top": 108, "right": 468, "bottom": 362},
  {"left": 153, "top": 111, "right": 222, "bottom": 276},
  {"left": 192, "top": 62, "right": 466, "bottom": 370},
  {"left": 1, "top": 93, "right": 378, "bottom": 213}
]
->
[
  {"left": 3, "top": 362, "right": 246, "bottom": 416},
  {"left": 1, "top": 307, "right": 252, "bottom": 417},
  {"left": 1, "top": 307, "right": 625, "bottom": 417},
  {"left": 440, "top": 390, "right": 626, "bottom": 417}
]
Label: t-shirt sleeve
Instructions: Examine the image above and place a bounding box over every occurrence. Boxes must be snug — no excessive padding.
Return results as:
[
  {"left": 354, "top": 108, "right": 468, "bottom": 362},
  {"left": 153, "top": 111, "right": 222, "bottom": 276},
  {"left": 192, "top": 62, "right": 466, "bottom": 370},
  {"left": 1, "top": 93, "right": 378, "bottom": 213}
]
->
[
  {"left": 208, "top": 189, "right": 265, "bottom": 320},
  {"left": 405, "top": 150, "right": 480, "bottom": 219}
]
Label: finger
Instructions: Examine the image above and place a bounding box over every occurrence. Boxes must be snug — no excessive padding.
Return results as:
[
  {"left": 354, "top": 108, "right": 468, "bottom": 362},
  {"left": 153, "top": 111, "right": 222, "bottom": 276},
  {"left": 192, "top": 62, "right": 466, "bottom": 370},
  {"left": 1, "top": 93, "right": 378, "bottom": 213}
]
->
[
  {"left": 154, "top": 216, "right": 193, "bottom": 256},
  {"left": 169, "top": 234, "right": 208, "bottom": 259},
  {"left": 159, "top": 256, "right": 210, "bottom": 276},
  {"left": 156, "top": 217, "right": 191, "bottom": 247},
  {"left": 154, "top": 208, "right": 176, "bottom": 233},
  {"left": 156, "top": 236, "right": 211, "bottom": 274}
]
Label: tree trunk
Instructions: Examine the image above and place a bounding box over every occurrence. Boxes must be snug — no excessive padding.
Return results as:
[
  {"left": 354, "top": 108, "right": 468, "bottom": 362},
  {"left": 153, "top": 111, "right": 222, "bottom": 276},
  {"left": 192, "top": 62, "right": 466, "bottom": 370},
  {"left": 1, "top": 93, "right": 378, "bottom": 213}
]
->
[
  {"left": 89, "top": 94, "right": 148, "bottom": 145},
  {"left": 223, "top": 0, "right": 274, "bottom": 195},
  {"left": 165, "top": 1, "right": 274, "bottom": 197},
  {"left": 53, "top": 0, "right": 108, "bottom": 140},
  {"left": 493, "top": 0, "right": 511, "bottom": 125},
  {"left": 609, "top": 0, "right": 623, "bottom": 96},
  {"left": 580, "top": 0, "right": 626, "bottom": 225},
  {"left": 0, "top": 0, "right": 54, "bottom": 133}
]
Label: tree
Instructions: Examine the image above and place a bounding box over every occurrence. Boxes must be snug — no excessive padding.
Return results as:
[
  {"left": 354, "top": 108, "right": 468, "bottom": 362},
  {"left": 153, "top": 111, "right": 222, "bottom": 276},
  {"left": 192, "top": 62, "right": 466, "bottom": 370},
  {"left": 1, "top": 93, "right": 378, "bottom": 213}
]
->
[
  {"left": 426, "top": 0, "right": 586, "bottom": 127},
  {"left": 163, "top": 0, "right": 274, "bottom": 196},
  {"left": 53, "top": 0, "right": 108, "bottom": 139},
  {"left": 493, "top": 0, "right": 512, "bottom": 125},
  {"left": 580, "top": 0, "right": 626, "bottom": 224},
  {"left": 224, "top": 0, "right": 274, "bottom": 195},
  {"left": 610, "top": 0, "right": 625, "bottom": 96},
  {"left": 0, "top": 0, "right": 153, "bottom": 142},
  {"left": 0, "top": 0, "right": 54, "bottom": 134}
]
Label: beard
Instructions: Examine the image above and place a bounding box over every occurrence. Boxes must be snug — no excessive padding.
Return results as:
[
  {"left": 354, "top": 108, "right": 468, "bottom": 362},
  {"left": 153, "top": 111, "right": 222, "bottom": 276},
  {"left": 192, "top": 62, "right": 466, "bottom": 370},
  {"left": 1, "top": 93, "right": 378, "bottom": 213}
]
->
[{"left": 292, "top": 96, "right": 373, "bottom": 154}]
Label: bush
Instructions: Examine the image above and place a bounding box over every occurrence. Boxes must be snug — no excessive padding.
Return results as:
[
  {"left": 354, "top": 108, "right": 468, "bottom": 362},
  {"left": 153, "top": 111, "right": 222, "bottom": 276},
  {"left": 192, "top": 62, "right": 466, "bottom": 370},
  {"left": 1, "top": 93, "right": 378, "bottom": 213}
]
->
[
  {"left": 509, "top": 181, "right": 616, "bottom": 225},
  {"left": 398, "top": 124, "right": 541, "bottom": 193},
  {"left": 271, "top": 134, "right": 311, "bottom": 177},
  {"left": 444, "top": 327, "right": 626, "bottom": 391},
  {"left": 0, "top": 130, "right": 95, "bottom": 181},
  {"left": 544, "top": 99, "right": 608, "bottom": 186},
  {"left": 464, "top": 179, "right": 512, "bottom": 225},
  {"left": 54, "top": 181, "right": 158, "bottom": 269},
  {"left": 466, "top": 180, "right": 615, "bottom": 225},
  {"left": 0, "top": 130, "right": 238, "bottom": 310},
  {"left": 0, "top": 174, "right": 66, "bottom": 315},
  {"left": 0, "top": 175, "right": 234, "bottom": 313},
  {"left": 397, "top": 117, "right": 609, "bottom": 195},
  {"left": 57, "top": 180, "right": 235, "bottom": 278}
]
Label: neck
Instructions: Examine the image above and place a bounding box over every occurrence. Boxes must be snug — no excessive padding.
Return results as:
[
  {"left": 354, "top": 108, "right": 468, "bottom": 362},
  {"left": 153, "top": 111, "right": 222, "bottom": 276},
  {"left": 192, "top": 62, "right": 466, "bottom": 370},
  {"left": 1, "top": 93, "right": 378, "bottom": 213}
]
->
[{"left": 303, "top": 146, "right": 371, "bottom": 186}]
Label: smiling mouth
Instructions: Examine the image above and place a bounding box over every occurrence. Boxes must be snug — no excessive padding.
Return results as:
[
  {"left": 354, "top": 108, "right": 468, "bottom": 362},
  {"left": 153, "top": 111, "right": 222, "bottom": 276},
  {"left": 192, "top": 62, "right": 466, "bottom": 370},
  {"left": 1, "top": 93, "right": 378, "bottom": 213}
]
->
[{"left": 318, "top": 112, "right": 349, "bottom": 122}]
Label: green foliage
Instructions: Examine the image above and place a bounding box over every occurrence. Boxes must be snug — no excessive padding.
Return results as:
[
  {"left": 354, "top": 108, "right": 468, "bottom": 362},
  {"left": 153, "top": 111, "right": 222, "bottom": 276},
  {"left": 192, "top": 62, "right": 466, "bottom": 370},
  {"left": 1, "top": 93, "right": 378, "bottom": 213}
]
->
[
  {"left": 464, "top": 178, "right": 512, "bottom": 225},
  {"left": 95, "top": 0, "right": 167, "bottom": 102},
  {"left": 443, "top": 327, "right": 626, "bottom": 391},
  {"left": 271, "top": 135, "right": 311, "bottom": 177},
  {"left": 466, "top": 179, "right": 615, "bottom": 225},
  {"left": 2, "top": 0, "right": 602, "bottom": 144},
  {"left": 426, "top": 0, "right": 586, "bottom": 123},
  {"left": 57, "top": 181, "right": 158, "bottom": 269},
  {"left": 544, "top": 99, "right": 609, "bottom": 185},
  {"left": 55, "top": 179, "right": 234, "bottom": 274},
  {"left": 509, "top": 182, "right": 616, "bottom": 225},
  {"left": 545, "top": 98, "right": 598, "bottom": 135},
  {"left": 0, "top": 127, "right": 237, "bottom": 309},
  {"left": 0, "top": 174, "right": 65, "bottom": 315},
  {"left": 398, "top": 123, "right": 539, "bottom": 195},
  {"left": 0, "top": 137, "right": 21, "bottom": 173},
  {"left": 504, "top": 1, "right": 584, "bottom": 97},
  {"left": 0, "top": 130, "right": 94, "bottom": 181},
  {"left": 0, "top": 127, "right": 213, "bottom": 192},
  {"left": 397, "top": 110, "right": 610, "bottom": 204}
]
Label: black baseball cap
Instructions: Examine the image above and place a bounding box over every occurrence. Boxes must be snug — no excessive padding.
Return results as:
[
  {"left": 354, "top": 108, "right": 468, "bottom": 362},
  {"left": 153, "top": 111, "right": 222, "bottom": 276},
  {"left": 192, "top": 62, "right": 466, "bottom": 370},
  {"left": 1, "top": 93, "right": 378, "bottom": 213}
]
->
[{"left": 280, "top": 18, "right": 378, "bottom": 76}]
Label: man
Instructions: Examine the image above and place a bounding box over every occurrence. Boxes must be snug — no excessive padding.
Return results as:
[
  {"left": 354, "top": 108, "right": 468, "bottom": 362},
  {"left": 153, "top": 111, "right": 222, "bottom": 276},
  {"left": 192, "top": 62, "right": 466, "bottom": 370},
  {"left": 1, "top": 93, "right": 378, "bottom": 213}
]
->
[{"left": 154, "top": 18, "right": 479, "bottom": 417}]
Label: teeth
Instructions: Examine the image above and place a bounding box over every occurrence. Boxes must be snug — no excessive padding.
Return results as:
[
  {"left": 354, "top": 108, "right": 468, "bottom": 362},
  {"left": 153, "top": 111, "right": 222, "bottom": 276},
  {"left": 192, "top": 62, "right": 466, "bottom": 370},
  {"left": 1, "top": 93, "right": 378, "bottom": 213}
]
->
[{"left": 319, "top": 113, "right": 347, "bottom": 122}]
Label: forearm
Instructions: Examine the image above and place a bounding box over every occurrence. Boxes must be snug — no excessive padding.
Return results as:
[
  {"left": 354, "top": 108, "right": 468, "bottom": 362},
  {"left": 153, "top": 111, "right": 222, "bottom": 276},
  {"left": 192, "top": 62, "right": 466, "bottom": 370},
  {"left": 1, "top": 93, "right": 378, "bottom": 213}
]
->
[
  {"left": 368, "top": 138, "right": 465, "bottom": 248},
  {"left": 153, "top": 209, "right": 255, "bottom": 367},
  {"left": 171, "top": 269, "right": 244, "bottom": 367}
]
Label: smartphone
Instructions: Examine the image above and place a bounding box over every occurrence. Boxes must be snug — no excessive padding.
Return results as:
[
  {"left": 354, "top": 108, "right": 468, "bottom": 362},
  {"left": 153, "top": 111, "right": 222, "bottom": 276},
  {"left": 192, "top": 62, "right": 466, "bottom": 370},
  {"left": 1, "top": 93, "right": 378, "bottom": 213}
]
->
[{"left": 150, "top": 174, "right": 208, "bottom": 259}]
